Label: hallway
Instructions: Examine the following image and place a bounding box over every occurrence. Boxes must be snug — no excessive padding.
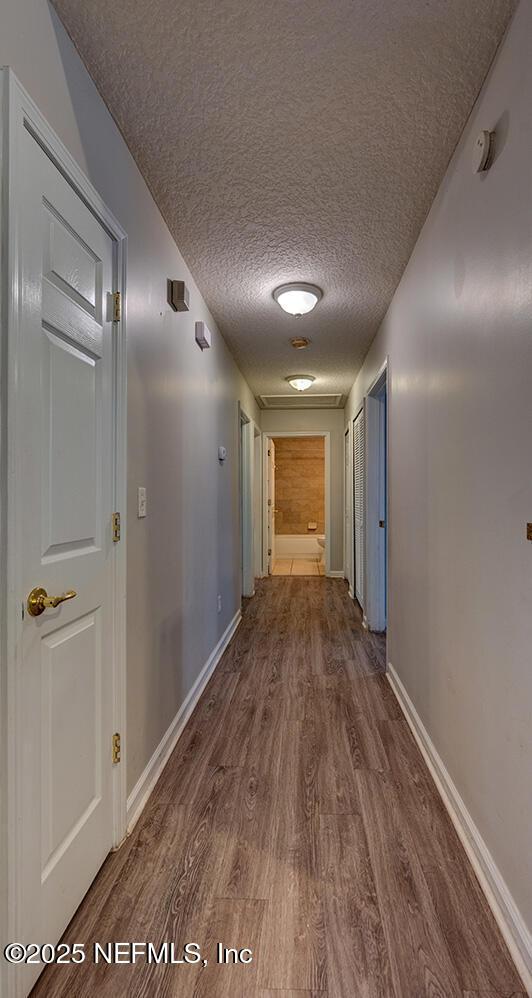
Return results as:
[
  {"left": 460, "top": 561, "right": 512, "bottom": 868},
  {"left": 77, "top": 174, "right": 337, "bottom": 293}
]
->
[{"left": 32, "top": 578, "right": 523, "bottom": 997}]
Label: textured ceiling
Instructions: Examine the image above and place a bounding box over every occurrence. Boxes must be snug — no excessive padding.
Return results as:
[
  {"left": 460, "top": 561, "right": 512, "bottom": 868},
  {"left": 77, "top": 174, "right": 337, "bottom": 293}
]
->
[{"left": 53, "top": 0, "right": 514, "bottom": 403}]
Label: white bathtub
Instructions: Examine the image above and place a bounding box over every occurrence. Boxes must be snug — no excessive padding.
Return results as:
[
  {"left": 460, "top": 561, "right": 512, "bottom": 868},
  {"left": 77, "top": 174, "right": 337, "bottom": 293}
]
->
[{"left": 275, "top": 534, "right": 325, "bottom": 558}]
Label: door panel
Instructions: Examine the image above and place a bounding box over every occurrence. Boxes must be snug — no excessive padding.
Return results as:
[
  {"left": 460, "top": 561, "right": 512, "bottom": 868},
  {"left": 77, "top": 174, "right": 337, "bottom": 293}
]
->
[
  {"left": 41, "top": 610, "right": 102, "bottom": 879},
  {"left": 16, "top": 123, "right": 116, "bottom": 982},
  {"left": 44, "top": 203, "right": 102, "bottom": 314},
  {"left": 41, "top": 329, "right": 100, "bottom": 556}
]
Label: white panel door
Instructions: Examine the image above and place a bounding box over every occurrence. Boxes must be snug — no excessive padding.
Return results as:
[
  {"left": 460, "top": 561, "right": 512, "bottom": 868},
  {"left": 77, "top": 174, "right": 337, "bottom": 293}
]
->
[
  {"left": 353, "top": 407, "right": 366, "bottom": 608},
  {"left": 16, "top": 125, "right": 116, "bottom": 982}
]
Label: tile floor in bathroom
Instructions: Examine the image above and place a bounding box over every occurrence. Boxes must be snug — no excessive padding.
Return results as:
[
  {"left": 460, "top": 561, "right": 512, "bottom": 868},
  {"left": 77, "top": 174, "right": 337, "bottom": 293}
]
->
[{"left": 272, "top": 555, "right": 325, "bottom": 576}]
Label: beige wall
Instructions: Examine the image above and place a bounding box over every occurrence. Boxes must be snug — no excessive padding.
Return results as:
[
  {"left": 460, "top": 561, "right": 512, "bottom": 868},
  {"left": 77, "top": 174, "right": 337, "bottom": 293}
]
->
[
  {"left": 261, "top": 409, "right": 344, "bottom": 573},
  {"left": 273, "top": 436, "right": 325, "bottom": 535},
  {"left": 346, "top": 2, "right": 531, "bottom": 964},
  {"left": 0, "top": 0, "right": 260, "bottom": 797}
]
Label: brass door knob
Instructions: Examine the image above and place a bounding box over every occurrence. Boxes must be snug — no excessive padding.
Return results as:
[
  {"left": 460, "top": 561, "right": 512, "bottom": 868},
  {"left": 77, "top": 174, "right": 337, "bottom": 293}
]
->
[{"left": 27, "top": 587, "right": 77, "bottom": 617}]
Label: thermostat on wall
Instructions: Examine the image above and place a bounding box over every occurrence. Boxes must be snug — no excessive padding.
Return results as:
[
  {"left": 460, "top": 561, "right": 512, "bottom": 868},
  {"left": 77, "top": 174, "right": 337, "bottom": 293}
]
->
[{"left": 195, "top": 321, "right": 211, "bottom": 350}]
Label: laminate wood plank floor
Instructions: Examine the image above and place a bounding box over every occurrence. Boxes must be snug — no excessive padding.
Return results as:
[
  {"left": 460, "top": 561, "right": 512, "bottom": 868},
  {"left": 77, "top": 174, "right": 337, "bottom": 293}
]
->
[{"left": 32, "top": 578, "right": 525, "bottom": 998}]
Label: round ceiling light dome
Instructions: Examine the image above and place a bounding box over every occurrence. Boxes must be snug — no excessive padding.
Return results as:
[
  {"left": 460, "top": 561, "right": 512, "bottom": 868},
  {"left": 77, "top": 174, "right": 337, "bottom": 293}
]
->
[
  {"left": 286, "top": 375, "right": 315, "bottom": 392},
  {"left": 273, "top": 283, "right": 322, "bottom": 316}
]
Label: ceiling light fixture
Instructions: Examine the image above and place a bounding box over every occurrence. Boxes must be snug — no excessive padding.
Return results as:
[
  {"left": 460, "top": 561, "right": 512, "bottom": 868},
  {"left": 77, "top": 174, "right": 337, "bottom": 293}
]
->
[
  {"left": 273, "top": 283, "right": 322, "bottom": 316},
  {"left": 286, "top": 375, "right": 315, "bottom": 392},
  {"left": 291, "top": 336, "right": 310, "bottom": 349}
]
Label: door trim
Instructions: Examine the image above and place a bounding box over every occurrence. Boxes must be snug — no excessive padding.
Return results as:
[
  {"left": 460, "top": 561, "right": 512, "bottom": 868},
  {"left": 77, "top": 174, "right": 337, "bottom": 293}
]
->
[
  {"left": 344, "top": 424, "right": 353, "bottom": 595},
  {"left": 365, "top": 360, "right": 388, "bottom": 631},
  {"left": 0, "top": 69, "right": 127, "bottom": 997},
  {"left": 239, "top": 405, "right": 255, "bottom": 598},
  {"left": 262, "top": 431, "right": 332, "bottom": 576},
  {"left": 365, "top": 358, "right": 389, "bottom": 637}
]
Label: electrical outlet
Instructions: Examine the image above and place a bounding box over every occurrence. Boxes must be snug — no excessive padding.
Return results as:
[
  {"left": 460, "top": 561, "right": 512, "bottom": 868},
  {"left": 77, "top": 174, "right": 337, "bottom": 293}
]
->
[
  {"left": 217, "top": 595, "right": 222, "bottom": 613},
  {"left": 137, "top": 487, "right": 147, "bottom": 518}
]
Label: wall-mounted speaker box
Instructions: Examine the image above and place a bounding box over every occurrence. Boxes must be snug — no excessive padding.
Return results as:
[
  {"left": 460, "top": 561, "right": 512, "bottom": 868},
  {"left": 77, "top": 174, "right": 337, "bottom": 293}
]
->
[
  {"left": 168, "top": 279, "right": 190, "bottom": 312},
  {"left": 195, "top": 321, "right": 211, "bottom": 350}
]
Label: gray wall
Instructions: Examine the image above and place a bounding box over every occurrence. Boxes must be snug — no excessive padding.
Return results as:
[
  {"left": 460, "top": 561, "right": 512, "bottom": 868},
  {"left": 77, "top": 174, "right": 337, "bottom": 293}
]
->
[
  {"left": 261, "top": 409, "right": 345, "bottom": 573},
  {"left": 0, "top": 0, "right": 260, "bottom": 793},
  {"left": 346, "top": 2, "right": 531, "bottom": 946}
]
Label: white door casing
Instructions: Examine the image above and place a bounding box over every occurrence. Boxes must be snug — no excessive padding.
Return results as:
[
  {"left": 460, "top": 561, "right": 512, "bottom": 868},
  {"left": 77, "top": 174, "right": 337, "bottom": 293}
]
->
[
  {"left": 365, "top": 395, "right": 386, "bottom": 630},
  {"left": 353, "top": 405, "right": 366, "bottom": 609},
  {"left": 344, "top": 426, "right": 352, "bottom": 591},
  {"left": 1, "top": 72, "right": 127, "bottom": 998},
  {"left": 267, "top": 439, "right": 276, "bottom": 573},
  {"left": 365, "top": 364, "right": 388, "bottom": 632},
  {"left": 240, "top": 410, "right": 254, "bottom": 597}
]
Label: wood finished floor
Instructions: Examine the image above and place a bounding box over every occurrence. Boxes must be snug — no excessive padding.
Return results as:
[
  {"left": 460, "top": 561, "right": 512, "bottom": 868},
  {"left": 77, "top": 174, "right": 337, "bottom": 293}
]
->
[{"left": 32, "top": 578, "right": 525, "bottom": 997}]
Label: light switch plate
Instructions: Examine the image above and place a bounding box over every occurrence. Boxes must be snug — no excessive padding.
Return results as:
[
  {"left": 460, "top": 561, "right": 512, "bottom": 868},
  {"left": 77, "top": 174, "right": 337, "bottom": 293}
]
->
[{"left": 137, "top": 487, "right": 147, "bottom": 518}]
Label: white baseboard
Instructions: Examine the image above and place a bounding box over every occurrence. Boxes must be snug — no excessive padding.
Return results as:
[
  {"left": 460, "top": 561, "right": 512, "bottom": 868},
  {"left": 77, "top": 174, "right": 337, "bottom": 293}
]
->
[
  {"left": 387, "top": 662, "right": 532, "bottom": 995},
  {"left": 326, "top": 570, "right": 345, "bottom": 578},
  {"left": 126, "top": 609, "right": 242, "bottom": 833},
  {"left": 348, "top": 585, "right": 355, "bottom": 600}
]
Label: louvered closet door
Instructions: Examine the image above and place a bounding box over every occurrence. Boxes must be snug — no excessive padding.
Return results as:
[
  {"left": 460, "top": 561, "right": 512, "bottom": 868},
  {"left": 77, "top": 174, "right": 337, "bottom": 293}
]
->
[{"left": 353, "top": 406, "right": 366, "bottom": 608}]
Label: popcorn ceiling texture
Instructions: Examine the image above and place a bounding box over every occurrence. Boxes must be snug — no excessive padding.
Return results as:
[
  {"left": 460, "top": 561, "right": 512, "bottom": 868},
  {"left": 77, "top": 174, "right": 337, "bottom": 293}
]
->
[{"left": 53, "top": 0, "right": 514, "bottom": 402}]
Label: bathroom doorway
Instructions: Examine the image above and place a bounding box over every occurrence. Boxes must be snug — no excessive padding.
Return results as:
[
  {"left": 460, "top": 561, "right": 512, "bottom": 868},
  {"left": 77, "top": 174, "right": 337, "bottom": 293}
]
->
[{"left": 263, "top": 433, "right": 330, "bottom": 576}]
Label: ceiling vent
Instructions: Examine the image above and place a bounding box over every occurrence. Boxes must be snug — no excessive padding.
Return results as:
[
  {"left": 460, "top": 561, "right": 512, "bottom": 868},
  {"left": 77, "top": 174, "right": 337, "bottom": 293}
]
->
[{"left": 259, "top": 393, "right": 344, "bottom": 410}]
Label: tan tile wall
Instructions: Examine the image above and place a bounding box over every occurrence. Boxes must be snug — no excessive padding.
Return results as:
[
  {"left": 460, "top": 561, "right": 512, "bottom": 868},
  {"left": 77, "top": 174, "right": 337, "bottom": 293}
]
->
[{"left": 273, "top": 436, "right": 325, "bottom": 535}]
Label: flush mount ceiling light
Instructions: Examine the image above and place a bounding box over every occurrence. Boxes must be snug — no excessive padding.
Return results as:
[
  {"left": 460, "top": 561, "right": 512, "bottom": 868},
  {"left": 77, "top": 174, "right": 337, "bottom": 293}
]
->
[
  {"left": 291, "top": 336, "right": 310, "bottom": 349},
  {"left": 273, "top": 283, "right": 322, "bottom": 316},
  {"left": 286, "top": 375, "right": 315, "bottom": 392}
]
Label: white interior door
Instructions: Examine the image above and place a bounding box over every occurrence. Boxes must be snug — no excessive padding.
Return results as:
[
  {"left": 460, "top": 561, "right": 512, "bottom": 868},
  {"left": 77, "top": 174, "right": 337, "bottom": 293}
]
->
[
  {"left": 267, "top": 439, "right": 276, "bottom": 572},
  {"left": 353, "top": 407, "right": 366, "bottom": 608},
  {"left": 15, "top": 124, "right": 117, "bottom": 986}
]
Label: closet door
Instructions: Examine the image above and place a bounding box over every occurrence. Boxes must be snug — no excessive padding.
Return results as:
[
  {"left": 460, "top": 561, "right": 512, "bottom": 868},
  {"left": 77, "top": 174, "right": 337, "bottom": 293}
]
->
[{"left": 353, "top": 405, "right": 366, "bottom": 609}]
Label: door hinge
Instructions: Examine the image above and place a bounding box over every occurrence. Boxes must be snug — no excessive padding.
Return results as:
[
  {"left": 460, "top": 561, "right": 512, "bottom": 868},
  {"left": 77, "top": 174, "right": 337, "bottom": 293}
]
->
[
  {"left": 112, "top": 291, "right": 121, "bottom": 322},
  {"left": 112, "top": 732, "right": 121, "bottom": 764},
  {"left": 112, "top": 511, "right": 121, "bottom": 542},
  {"left": 268, "top": 548, "right": 272, "bottom": 556},
  {"left": 379, "top": 519, "right": 385, "bottom": 528},
  {"left": 267, "top": 499, "right": 272, "bottom": 506}
]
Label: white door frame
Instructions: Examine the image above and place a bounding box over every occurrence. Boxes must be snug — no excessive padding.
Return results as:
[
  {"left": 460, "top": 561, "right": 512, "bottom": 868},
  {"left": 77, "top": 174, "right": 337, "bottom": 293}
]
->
[
  {"left": 239, "top": 406, "right": 255, "bottom": 597},
  {"left": 253, "top": 426, "right": 263, "bottom": 578},
  {"left": 0, "top": 70, "right": 128, "bottom": 996},
  {"left": 262, "top": 431, "right": 332, "bottom": 576},
  {"left": 344, "top": 424, "right": 354, "bottom": 596},
  {"left": 352, "top": 401, "right": 366, "bottom": 613},
  {"left": 365, "top": 359, "right": 388, "bottom": 632}
]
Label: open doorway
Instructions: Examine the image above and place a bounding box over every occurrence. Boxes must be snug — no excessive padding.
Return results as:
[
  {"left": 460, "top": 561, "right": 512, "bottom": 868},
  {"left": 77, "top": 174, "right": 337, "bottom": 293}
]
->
[{"left": 265, "top": 435, "right": 327, "bottom": 576}]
